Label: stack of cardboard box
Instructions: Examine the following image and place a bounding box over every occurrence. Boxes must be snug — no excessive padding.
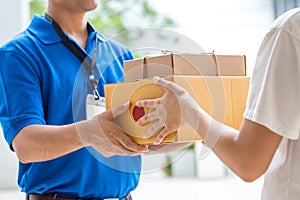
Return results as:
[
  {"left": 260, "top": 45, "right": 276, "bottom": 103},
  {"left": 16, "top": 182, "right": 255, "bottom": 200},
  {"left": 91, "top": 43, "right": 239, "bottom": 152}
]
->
[{"left": 105, "top": 53, "right": 250, "bottom": 145}]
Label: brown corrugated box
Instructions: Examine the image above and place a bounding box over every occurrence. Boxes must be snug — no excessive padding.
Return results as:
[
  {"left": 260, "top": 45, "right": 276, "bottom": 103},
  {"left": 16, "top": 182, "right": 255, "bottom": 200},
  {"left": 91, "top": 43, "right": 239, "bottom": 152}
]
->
[
  {"left": 124, "top": 53, "right": 246, "bottom": 81},
  {"left": 105, "top": 53, "right": 249, "bottom": 145}
]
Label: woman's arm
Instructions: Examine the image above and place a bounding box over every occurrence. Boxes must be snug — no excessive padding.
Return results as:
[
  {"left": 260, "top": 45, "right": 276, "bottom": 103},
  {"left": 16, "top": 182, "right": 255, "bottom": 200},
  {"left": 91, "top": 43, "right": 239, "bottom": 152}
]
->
[{"left": 136, "top": 77, "right": 282, "bottom": 182}]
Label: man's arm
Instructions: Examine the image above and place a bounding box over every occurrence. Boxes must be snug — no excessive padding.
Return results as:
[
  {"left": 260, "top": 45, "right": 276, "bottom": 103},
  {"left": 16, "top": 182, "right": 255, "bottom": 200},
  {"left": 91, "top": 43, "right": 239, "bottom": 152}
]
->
[
  {"left": 13, "top": 123, "right": 82, "bottom": 163},
  {"left": 13, "top": 102, "right": 148, "bottom": 164}
]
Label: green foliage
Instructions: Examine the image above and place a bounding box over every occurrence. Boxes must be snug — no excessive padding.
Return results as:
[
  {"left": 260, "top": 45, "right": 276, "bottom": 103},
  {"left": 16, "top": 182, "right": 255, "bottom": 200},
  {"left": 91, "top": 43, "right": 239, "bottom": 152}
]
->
[
  {"left": 29, "top": 0, "right": 47, "bottom": 17},
  {"left": 163, "top": 154, "right": 173, "bottom": 177},
  {"left": 29, "top": 0, "right": 177, "bottom": 56},
  {"left": 29, "top": 0, "right": 176, "bottom": 36}
]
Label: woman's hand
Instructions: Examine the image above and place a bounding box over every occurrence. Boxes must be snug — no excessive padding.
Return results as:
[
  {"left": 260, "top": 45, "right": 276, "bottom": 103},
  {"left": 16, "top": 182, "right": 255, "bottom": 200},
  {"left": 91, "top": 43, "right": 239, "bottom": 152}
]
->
[{"left": 136, "top": 76, "right": 201, "bottom": 144}]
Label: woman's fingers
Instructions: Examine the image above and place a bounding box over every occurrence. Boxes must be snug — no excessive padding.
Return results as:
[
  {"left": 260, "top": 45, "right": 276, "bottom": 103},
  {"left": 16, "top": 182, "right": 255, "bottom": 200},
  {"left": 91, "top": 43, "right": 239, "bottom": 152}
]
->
[
  {"left": 154, "top": 127, "right": 172, "bottom": 144},
  {"left": 136, "top": 98, "right": 161, "bottom": 108},
  {"left": 153, "top": 76, "right": 184, "bottom": 94},
  {"left": 135, "top": 77, "right": 188, "bottom": 144},
  {"left": 143, "top": 116, "right": 166, "bottom": 139},
  {"left": 153, "top": 76, "right": 173, "bottom": 88},
  {"left": 137, "top": 104, "right": 166, "bottom": 126},
  {"left": 136, "top": 111, "right": 157, "bottom": 126},
  {"left": 111, "top": 101, "right": 130, "bottom": 118}
]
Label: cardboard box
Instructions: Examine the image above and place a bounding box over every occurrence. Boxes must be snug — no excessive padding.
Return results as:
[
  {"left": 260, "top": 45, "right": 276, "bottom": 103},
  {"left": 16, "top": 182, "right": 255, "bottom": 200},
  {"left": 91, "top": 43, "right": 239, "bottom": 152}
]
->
[
  {"left": 124, "top": 53, "right": 246, "bottom": 81},
  {"left": 105, "top": 53, "right": 249, "bottom": 144},
  {"left": 105, "top": 76, "right": 250, "bottom": 145}
]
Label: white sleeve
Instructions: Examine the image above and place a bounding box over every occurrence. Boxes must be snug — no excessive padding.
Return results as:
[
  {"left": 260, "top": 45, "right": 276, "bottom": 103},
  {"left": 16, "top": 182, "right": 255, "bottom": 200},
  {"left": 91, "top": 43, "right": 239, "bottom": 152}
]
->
[{"left": 244, "top": 28, "right": 300, "bottom": 139}]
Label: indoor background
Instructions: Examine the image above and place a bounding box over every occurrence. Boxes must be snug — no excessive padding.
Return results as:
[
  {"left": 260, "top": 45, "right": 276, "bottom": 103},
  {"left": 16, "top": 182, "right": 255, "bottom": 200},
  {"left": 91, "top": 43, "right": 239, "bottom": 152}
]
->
[{"left": 0, "top": 0, "right": 299, "bottom": 199}]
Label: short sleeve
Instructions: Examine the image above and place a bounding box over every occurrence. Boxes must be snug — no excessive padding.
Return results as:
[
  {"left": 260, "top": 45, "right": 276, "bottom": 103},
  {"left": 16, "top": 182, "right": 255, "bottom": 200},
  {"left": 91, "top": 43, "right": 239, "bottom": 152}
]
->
[
  {"left": 244, "top": 28, "right": 300, "bottom": 139},
  {"left": 0, "top": 51, "right": 45, "bottom": 149}
]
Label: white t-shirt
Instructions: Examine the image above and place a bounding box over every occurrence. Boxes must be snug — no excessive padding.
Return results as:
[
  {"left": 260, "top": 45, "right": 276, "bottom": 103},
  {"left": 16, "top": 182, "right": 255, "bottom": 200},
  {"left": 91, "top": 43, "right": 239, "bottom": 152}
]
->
[{"left": 243, "top": 8, "right": 300, "bottom": 200}]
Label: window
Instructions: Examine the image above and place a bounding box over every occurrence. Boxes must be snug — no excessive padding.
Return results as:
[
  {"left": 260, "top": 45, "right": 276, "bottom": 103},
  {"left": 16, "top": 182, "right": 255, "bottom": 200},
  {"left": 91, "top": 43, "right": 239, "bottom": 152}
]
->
[{"left": 273, "top": 0, "right": 300, "bottom": 18}]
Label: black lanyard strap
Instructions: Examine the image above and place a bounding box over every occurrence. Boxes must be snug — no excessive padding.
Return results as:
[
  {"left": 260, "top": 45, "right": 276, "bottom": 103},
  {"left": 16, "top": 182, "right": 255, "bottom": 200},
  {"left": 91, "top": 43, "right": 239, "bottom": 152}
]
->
[{"left": 45, "top": 13, "right": 99, "bottom": 93}]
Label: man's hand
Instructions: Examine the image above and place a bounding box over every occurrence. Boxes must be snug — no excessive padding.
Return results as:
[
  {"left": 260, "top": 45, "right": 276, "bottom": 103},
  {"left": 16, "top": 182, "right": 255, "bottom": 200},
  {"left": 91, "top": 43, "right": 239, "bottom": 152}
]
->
[
  {"left": 76, "top": 102, "right": 148, "bottom": 157},
  {"left": 147, "top": 142, "right": 194, "bottom": 154}
]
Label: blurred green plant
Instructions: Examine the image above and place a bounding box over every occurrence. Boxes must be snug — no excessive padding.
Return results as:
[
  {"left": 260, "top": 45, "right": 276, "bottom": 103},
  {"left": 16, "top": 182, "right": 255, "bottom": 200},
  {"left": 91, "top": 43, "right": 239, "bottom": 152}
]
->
[
  {"left": 163, "top": 154, "right": 173, "bottom": 177},
  {"left": 29, "top": 0, "right": 177, "bottom": 56},
  {"left": 29, "top": 0, "right": 176, "bottom": 45},
  {"left": 29, "top": 0, "right": 47, "bottom": 18}
]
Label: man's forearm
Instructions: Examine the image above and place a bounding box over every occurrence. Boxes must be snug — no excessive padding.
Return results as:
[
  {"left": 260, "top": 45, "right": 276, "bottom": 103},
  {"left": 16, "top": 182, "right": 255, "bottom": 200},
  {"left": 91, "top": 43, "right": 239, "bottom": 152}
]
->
[{"left": 12, "top": 123, "right": 84, "bottom": 163}]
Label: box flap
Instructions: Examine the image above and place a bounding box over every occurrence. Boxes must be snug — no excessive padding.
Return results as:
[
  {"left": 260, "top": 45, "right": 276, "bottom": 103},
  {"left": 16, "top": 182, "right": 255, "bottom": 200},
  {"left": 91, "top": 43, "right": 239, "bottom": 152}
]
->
[
  {"left": 173, "top": 54, "right": 218, "bottom": 76},
  {"left": 216, "top": 55, "right": 246, "bottom": 76},
  {"left": 124, "top": 53, "right": 247, "bottom": 82}
]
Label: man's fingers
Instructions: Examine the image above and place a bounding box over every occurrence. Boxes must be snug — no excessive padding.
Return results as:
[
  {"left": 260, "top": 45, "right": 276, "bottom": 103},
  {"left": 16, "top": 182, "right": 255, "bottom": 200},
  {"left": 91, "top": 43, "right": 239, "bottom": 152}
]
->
[
  {"left": 116, "top": 131, "right": 149, "bottom": 153},
  {"left": 112, "top": 101, "right": 130, "bottom": 118},
  {"left": 101, "top": 129, "right": 149, "bottom": 156}
]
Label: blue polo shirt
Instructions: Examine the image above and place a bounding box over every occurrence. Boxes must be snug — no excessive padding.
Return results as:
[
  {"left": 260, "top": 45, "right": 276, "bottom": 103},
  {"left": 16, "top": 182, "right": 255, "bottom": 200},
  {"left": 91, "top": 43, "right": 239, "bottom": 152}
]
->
[{"left": 0, "top": 15, "right": 141, "bottom": 199}]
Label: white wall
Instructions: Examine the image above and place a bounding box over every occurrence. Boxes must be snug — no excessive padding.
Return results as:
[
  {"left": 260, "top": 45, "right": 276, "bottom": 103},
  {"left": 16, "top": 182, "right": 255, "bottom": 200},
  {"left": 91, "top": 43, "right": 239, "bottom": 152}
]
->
[
  {"left": 152, "top": 0, "right": 274, "bottom": 75},
  {"left": 0, "top": 0, "right": 276, "bottom": 188},
  {"left": 0, "top": 0, "right": 29, "bottom": 45},
  {"left": 0, "top": 129, "right": 18, "bottom": 189},
  {"left": 0, "top": 0, "right": 29, "bottom": 189},
  {"left": 140, "top": 0, "right": 275, "bottom": 178}
]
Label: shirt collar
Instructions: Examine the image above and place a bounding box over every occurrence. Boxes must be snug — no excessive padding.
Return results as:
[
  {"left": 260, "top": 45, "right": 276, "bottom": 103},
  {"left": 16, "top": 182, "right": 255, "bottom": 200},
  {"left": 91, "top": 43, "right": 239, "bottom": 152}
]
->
[{"left": 28, "top": 14, "right": 106, "bottom": 45}]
